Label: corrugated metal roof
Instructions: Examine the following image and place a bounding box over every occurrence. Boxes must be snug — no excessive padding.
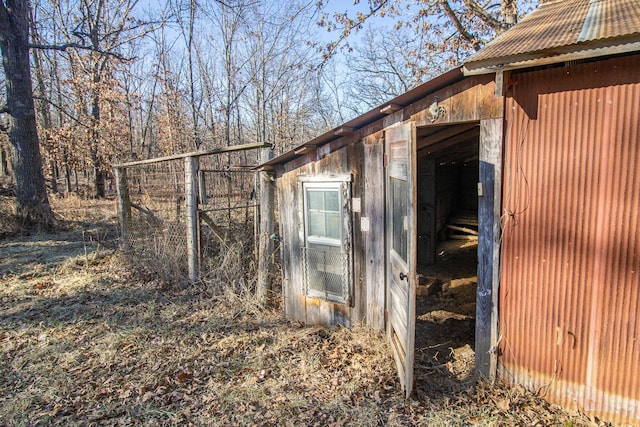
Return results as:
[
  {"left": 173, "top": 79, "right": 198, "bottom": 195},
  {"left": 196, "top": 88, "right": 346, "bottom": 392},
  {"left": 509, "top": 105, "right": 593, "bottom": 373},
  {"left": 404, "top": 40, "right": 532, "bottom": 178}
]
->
[
  {"left": 464, "top": 0, "right": 640, "bottom": 75},
  {"left": 257, "top": 68, "right": 464, "bottom": 169}
]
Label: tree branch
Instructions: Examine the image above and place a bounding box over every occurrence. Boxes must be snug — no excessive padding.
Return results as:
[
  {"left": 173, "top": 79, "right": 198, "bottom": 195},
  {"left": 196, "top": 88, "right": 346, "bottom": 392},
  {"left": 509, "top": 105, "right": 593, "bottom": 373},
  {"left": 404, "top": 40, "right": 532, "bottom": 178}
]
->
[
  {"left": 318, "top": 0, "right": 390, "bottom": 64},
  {"left": 28, "top": 42, "right": 131, "bottom": 61},
  {"left": 439, "top": 0, "right": 482, "bottom": 51},
  {"left": 463, "top": 0, "right": 510, "bottom": 32},
  {"left": 32, "top": 95, "right": 91, "bottom": 130}
]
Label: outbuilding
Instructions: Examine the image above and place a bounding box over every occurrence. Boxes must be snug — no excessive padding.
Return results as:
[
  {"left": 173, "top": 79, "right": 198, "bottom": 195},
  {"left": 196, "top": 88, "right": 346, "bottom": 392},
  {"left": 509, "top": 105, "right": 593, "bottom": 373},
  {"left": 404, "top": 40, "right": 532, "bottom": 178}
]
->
[{"left": 259, "top": 0, "right": 640, "bottom": 423}]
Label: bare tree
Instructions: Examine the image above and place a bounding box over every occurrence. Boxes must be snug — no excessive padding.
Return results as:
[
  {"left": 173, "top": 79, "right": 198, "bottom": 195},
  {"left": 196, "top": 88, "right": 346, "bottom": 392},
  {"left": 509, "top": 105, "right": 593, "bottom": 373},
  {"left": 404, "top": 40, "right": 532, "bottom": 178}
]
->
[
  {"left": 44, "top": 0, "right": 154, "bottom": 197},
  {"left": 341, "top": 25, "right": 447, "bottom": 114}
]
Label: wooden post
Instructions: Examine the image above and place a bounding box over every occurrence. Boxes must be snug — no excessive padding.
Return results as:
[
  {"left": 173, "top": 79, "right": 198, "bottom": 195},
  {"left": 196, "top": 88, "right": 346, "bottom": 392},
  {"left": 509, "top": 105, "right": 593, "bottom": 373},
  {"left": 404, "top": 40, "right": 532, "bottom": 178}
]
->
[
  {"left": 476, "top": 118, "right": 504, "bottom": 381},
  {"left": 185, "top": 156, "right": 199, "bottom": 283},
  {"left": 253, "top": 172, "right": 259, "bottom": 257},
  {"left": 114, "top": 166, "right": 132, "bottom": 247},
  {"left": 257, "top": 147, "right": 275, "bottom": 305}
]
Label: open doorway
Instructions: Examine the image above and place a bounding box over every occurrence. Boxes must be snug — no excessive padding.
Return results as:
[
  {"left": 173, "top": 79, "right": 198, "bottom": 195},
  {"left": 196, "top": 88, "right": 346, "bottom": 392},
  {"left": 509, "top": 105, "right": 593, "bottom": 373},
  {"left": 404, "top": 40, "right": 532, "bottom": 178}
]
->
[{"left": 414, "top": 123, "right": 480, "bottom": 397}]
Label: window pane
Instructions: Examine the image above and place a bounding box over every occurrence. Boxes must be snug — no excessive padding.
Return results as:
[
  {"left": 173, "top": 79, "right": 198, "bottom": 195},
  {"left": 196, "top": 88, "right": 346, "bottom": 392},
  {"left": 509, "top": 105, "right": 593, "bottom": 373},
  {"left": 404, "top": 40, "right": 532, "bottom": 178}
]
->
[
  {"left": 391, "top": 177, "right": 408, "bottom": 261},
  {"left": 308, "top": 211, "right": 325, "bottom": 237},
  {"left": 308, "top": 191, "right": 324, "bottom": 210},
  {"left": 324, "top": 191, "right": 339, "bottom": 212},
  {"left": 306, "top": 187, "right": 341, "bottom": 242},
  {"left": 325, "top": 212, "right": 340, "bottom": 240}
]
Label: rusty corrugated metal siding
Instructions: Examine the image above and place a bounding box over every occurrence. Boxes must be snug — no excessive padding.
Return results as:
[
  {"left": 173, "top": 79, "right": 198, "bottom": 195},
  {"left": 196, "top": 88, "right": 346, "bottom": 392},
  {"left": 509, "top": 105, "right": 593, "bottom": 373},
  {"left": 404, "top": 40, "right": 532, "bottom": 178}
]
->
[{"left": 499, "top": 55, "right": 640, "bottom": 425}]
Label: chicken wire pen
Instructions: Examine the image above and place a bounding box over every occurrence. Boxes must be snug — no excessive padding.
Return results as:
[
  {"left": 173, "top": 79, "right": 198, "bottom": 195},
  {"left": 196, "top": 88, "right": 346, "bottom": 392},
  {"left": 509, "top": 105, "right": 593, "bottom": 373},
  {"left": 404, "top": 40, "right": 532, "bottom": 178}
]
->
[{"left": 114, "top": 143, "right": 269, "bottom": 282}]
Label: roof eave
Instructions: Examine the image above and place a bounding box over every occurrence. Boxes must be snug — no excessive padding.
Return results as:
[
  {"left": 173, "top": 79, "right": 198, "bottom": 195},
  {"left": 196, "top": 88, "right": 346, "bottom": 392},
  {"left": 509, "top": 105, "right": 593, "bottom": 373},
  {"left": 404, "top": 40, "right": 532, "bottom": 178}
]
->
[{"left": 464, "top": 38, "right": 640, "bottom": 76}]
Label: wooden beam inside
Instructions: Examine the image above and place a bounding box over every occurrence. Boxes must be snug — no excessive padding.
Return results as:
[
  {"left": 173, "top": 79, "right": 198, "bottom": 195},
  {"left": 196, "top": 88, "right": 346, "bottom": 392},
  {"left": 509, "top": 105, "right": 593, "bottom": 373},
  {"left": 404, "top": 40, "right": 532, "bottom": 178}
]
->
[
  {"left": 417, "top": 123, "right": 478, "bottom": 149},
  {"left": 417, "top": 127, "right": 480, "bottom": 154}
]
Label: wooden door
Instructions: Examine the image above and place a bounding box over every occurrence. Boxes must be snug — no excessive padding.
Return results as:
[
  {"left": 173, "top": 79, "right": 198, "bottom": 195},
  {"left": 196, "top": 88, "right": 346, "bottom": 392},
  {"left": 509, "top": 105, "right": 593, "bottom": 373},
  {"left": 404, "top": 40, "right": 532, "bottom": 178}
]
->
[{"left": 385, "top": 123, "right": 416, "bottom": 398}]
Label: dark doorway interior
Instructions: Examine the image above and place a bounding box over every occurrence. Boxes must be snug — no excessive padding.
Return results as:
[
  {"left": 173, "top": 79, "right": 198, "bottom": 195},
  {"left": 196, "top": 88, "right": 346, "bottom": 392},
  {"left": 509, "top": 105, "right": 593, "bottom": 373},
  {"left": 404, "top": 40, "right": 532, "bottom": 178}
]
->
[{"left": 414, "top": 123, "right": 479, "bottom": 397}]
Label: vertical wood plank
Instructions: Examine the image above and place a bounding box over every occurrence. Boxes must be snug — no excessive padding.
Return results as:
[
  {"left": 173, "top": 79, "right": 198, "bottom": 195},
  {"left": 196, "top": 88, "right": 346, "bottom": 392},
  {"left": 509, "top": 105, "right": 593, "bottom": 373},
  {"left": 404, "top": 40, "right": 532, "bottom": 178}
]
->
[
  {"left": 364, "top": 134, "right": 385, "bottom": 331},
  {"left": 477, "top": 118, "right": 503, "bottom": 379},
  {"left": 349, "top": 141, "right": 366, "bottom": 324},
  {"left": 198, "top": 170, "right": 207, "bottom": 205},
  {"left": 417, "top": 158, "right": 436, "bottom": 265},
  {"left": 278, "top": 172, "right": 300, "bottom": 321}
]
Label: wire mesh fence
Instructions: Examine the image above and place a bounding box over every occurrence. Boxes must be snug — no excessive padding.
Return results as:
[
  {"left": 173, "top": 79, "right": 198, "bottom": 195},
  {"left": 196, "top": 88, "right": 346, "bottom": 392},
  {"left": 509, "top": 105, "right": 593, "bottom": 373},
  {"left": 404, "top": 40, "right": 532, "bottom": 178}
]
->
[
  {"left": 198, "top": 165, "right": 258, "bottom": 281},
  {"left": 123, "top": 159, "right": 189, "bottom": 277},
  {"left": 114, "top": 144, "right": 266, "bottom": 283}
]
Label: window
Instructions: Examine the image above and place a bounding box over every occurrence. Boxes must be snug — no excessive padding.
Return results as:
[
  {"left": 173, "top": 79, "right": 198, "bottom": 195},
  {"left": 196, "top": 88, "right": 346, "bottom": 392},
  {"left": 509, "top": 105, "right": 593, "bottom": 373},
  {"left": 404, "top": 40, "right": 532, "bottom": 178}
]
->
[
  {"left": 301, "top": 180, "right": 352, "bottom": 305},
  {"left": 389, "top": 177, "right": 408, "bottom": 261},
  {"left": 306, "top": 187, "right": 341, "bottom": 243}
]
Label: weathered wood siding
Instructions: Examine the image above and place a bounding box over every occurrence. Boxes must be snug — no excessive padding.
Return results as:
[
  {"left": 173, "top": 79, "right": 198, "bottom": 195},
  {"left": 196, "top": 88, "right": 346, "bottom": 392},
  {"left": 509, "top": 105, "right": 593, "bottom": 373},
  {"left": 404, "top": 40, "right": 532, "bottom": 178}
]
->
[
  {"left": 408, "top": 74, "right": 501, "bottom": 125},
  {"left": 277, "top": 133, "right": 385, "bottom": 329},
  {"left": 363, "top": 132, "right": 386, "bottom": 330}
]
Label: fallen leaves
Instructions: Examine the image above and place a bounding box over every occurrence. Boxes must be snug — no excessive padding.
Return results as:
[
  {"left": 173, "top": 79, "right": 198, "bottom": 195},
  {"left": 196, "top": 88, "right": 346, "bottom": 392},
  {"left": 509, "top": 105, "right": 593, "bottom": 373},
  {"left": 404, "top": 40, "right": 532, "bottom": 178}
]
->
[{"left": 0, "top": 225, "right": 599, "bottom": 427}]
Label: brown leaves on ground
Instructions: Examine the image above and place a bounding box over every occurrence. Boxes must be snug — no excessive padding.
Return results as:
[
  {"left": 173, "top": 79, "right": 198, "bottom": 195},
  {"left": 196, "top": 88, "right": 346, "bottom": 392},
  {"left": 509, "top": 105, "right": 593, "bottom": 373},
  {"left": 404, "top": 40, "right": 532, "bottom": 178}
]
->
[{"left": 0, "top": 201, "right": 600, "bottom": 426}]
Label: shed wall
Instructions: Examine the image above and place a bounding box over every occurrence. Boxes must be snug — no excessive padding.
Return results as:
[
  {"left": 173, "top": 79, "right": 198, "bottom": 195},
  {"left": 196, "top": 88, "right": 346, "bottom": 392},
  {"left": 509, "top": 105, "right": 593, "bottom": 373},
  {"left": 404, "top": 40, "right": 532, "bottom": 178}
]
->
[
  {"left": 276, "top": 75, "right": 502, "bottom": 331},
  {"left": 277, "top": 134, "right": 386, "bottom": 329},
  {"left": 499, "top": 54, "right": 640, "bottom": 425}
]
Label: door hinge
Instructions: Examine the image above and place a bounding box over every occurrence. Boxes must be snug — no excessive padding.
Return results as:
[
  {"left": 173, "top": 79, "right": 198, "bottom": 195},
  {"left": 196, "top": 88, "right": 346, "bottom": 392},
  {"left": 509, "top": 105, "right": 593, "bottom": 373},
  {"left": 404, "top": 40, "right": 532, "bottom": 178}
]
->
[{"left": 384, "top": 153, "right": 389, "bottom": 168}]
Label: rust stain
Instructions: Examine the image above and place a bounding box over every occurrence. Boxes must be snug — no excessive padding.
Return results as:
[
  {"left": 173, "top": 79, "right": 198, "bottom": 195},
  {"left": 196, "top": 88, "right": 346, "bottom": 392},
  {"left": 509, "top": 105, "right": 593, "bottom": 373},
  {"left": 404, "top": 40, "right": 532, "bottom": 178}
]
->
[{"left": 499, "top": 55, "right": 640, "bottom": 425}]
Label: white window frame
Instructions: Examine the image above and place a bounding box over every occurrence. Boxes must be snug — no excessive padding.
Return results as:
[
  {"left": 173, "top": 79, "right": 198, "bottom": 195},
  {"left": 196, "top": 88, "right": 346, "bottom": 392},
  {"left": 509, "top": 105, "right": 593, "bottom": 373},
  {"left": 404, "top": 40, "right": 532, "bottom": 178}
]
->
[
  {"left": 299, "top": 175, "right": 353, "bottom": 305},
  {"left": 303, "top": 182, "right": 343, "bottom": 247}
]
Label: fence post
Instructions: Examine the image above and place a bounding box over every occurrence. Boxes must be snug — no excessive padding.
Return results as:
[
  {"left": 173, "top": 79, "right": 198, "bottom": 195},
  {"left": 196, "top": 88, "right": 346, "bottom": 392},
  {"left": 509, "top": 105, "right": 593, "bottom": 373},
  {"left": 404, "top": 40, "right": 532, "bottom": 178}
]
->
[
  {"left": 114, "top": 166, "right": 131, "bottom": 247},
  {"left": 185, "top": 156, "right": 199, "bottom": 283},
  {"left": 257, "top": 147, "right": 275, "bottom": 305}
]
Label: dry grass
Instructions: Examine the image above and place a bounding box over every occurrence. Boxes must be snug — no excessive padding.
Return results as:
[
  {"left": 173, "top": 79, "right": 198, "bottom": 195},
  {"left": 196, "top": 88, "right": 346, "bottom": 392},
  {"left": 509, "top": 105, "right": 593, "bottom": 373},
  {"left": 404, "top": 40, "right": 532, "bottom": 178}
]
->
[
  {"left": 0, "top": 196, "right": 23, "bottom": 238},
  {"left": 0, "top": 198, "right": 606, "bottom": 426}
]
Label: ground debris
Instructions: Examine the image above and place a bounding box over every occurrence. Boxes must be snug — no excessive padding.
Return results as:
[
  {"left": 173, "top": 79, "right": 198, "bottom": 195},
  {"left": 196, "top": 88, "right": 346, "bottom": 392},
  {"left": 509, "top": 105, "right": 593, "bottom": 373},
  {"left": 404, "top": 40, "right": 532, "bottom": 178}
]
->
[{"left": 0, "top": 199, "right": 598, "bottom": 426}]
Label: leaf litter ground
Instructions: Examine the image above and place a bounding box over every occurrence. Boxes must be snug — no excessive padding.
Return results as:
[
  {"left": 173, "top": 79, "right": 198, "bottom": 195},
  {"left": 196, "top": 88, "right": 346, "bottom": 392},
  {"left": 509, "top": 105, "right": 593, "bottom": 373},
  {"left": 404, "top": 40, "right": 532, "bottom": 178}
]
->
[{"left": 0, "top": 197, "right": 604, "bottom": 426}]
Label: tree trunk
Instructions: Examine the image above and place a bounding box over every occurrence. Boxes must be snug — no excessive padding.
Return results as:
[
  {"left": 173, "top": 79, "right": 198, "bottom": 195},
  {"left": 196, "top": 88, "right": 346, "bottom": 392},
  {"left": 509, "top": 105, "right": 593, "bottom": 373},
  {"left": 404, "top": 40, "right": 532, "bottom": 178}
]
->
[
  {"left": 91, "top": 76, "right": 106, "bottom": 198},
  {"left": 501, "top": 0, "right": 517, "bottom": 27},
  {"left": 0, "top": 1, "right": 55, "bottom": 228}
]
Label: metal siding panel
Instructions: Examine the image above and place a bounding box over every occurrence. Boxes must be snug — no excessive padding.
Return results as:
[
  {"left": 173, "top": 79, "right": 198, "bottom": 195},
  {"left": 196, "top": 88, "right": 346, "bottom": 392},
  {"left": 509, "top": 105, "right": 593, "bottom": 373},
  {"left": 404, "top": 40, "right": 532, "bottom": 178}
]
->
[
  {"left": 499, "top": 55, "right": 640, "bottom": 425},
  {"left": 593, "top": 79, "right": 640, "bottom": 406}
]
